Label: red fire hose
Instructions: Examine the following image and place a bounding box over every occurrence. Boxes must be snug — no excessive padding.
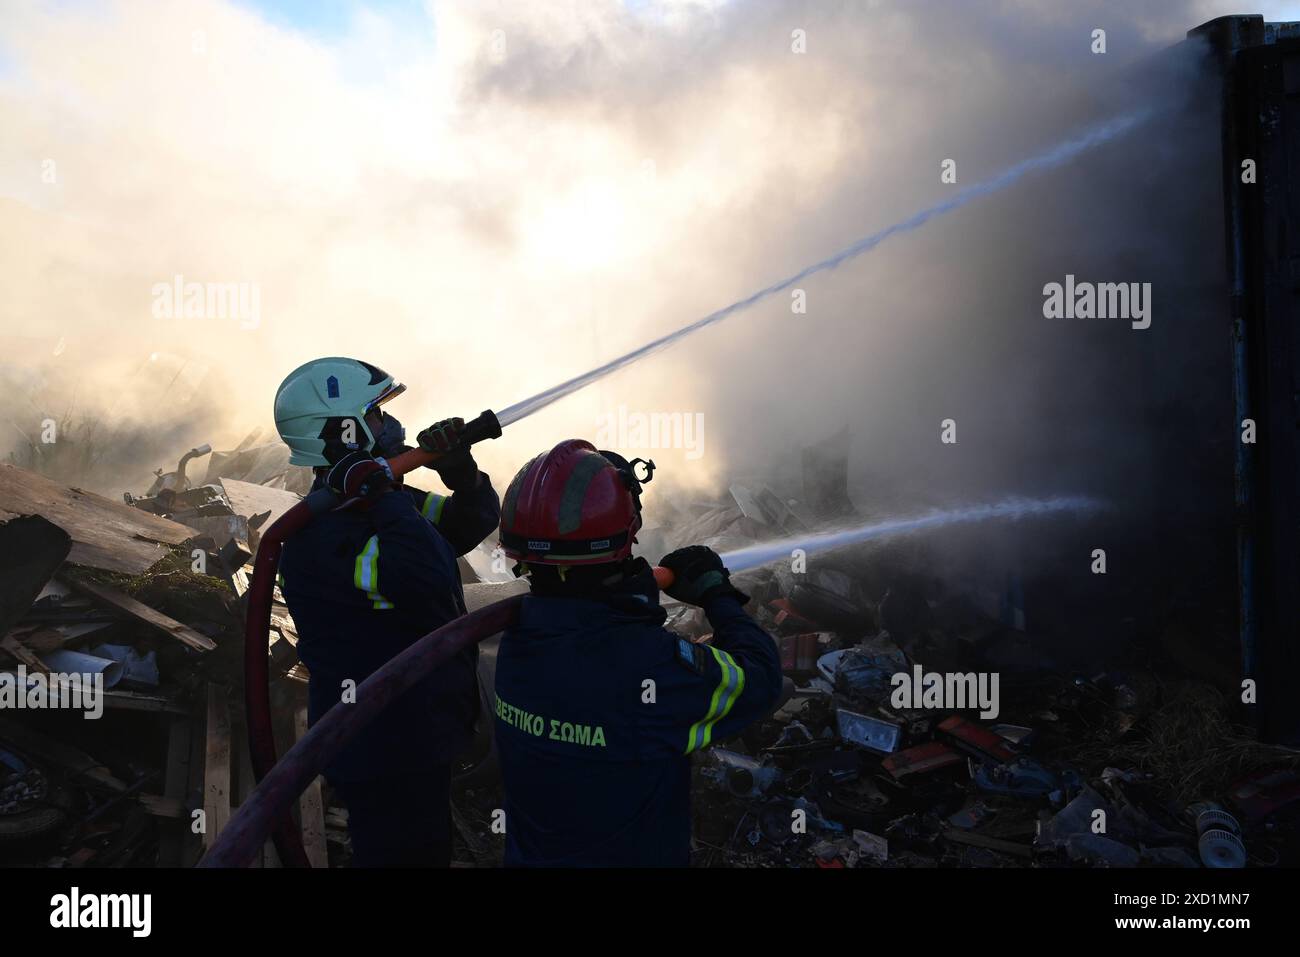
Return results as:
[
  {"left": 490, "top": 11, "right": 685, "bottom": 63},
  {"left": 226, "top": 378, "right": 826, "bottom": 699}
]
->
[
  {"left": 240, "top": 411, "right": 501, "bottom": 867},
  {"left": 242, "top": 492, "right": 329, "bottom": 868},
  {"left": 210, "top": 594, "right": 523, "bottom": 868}
]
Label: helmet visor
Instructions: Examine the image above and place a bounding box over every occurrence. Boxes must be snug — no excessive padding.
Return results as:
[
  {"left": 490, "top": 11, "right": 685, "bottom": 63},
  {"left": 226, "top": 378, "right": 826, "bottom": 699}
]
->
[{"left": 365, "top": 380, "right": 407, "bottom": 413}]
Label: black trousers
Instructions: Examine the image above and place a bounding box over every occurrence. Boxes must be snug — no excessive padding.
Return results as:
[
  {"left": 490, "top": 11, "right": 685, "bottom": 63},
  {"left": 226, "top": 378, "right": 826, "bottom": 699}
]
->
[{"left": 333, "top": 766, "right": 452, "bottom": 868}]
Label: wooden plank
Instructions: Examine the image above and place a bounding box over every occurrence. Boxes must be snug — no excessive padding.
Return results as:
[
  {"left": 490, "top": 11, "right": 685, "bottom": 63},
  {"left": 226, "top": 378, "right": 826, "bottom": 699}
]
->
[
  {"left": 268, "top": 630, "right": 297, "bottom": 677},
  {"left": 228, "top": 567, "right": 251, "bottom": 599},
  {"left": 294, "top": 705, "right": 329, "bottom": 868},
  {"left": 283, "top": 662, "right": 309, "bottom": 684},
  {"left": 219, "top": 478, "right": 300, "bottom": 528},
  {"left": 202, "top": 684, "right": 231, "bottom": 851},
  {"left": 181, "top": 699, "right": 205, "bottom": 867},
  {"left": 69, "top": 578, "right": 216, "bottom": 653},
  {"left": 233, "top": 721, "right": 266, "bottom": 868},
  {"left": 0, "top": 463, "right": 195, "bottom": 575},
  {"left": 270, "top": 607, "right": 298, "bottom": 643},
  {"left": 15, "top": 622, "right": 114, "bottom": 655},
  {"left": 0, "top": 716, "right": 127, "bottom": 792},
  {"left": 100, "top": 690, "right": 188, "bottom": 714},
  {"left": 16, "top": 683, "right": 186, "bottom": 715},
  {"left": 2, "top": 628, "right": 61, "bottom": 656},
  {"left": 1, "top": 634, "right": 49, "bottom": 674},
  {"left": 139, "top": 794, "right": 186, "bottom": 819},
  {"left": 156, "top": 715, "right": 192, "bottom": 867}
]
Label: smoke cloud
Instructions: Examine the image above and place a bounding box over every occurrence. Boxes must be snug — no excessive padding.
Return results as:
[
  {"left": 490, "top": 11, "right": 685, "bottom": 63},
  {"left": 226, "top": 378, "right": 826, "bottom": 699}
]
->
[{"left": 0, "top": 0, "right": 1276, "bottom": 572}]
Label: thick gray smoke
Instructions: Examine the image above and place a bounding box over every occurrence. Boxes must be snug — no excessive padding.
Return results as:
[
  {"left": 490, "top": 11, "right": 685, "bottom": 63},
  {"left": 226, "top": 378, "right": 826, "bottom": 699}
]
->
[
  {"left": 433, "top": 0, "right": 1242, "bottom": 645},
  {"left": 0, "top": 0, "right": 1265, "bottom": 638}
]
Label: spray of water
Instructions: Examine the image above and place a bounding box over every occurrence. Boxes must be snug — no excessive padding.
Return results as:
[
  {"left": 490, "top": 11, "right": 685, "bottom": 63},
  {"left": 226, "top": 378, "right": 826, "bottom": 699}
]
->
[
  {"left": 714, "top": 495, "right": 1102, "bottom": 575},
  {"left": 497, "top": 109, "right": 1153, "bottom": 427}
]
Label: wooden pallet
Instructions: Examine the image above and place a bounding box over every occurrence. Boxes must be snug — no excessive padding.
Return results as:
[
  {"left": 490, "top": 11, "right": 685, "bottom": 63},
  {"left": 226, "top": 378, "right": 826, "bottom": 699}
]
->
[{"left": 185, "top": 683, "right": 327, "bottom": 867}]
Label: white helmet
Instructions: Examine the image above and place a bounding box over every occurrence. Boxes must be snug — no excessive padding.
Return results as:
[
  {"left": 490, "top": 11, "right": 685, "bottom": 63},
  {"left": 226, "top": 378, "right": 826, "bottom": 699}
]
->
[{"left": 273, "top": 357, "right": 406, "bottom": 467}]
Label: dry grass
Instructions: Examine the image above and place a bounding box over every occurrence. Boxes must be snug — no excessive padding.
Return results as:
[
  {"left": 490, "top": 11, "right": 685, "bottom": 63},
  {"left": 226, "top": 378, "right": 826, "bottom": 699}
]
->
[{"left": 1064, "top": 679, "right": 1300, "bottom": 805}]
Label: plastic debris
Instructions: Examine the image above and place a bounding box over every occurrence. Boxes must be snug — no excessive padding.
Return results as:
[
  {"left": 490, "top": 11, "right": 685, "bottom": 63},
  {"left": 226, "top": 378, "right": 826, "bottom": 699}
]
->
[{"left": 835, "top": 708, "right": 902, "bottom": 753}]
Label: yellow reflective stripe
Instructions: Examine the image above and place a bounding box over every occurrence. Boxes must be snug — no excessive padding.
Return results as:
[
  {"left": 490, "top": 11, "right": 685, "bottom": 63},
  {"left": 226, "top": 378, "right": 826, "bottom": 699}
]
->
[
  {"left": 353, "top": 535, "right": 393, "bottom": 609},
  {"left": 702, "top": 648, "right": 745, "bottom": 749},
  {"left": 354, "top": 535, "right": 378, "bottom": 591},
  {"left": 421, "top": 492, "right": 447, "bottom": 525},
  {"left": 685, "top": 647, "right": 745, "bottom": 754}
]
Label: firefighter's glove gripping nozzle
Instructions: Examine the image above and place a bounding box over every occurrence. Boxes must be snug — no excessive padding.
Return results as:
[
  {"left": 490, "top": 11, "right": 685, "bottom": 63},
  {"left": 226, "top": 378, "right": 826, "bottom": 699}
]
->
[
  {"left": 417, "top": 417, "right": 479, "bottom": 492},
  {"left": 658, "top": 545, "right": 749, "bottom": 607},
  {"left": 326, "top": 450, "right": 394, "bottom": 502}
]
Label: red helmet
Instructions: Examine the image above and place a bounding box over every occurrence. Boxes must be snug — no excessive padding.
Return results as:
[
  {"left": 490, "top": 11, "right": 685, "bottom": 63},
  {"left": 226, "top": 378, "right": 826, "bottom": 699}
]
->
[{"left": 499, "top": 439, "right": 654, "bottom": 565}]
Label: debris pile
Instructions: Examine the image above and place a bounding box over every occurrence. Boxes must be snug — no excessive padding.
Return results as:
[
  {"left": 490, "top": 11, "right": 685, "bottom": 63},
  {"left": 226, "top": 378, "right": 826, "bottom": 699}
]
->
[
  {"left": 665, "top": 528, "right": 1300, "bottom": 868},
  {"left": 125, "top": 436, "right": 310, "bottom": 552},
  {"left": 643, "top": 459, "right": 1299, "bottom": 869},
  {"left": 678, "top": 616, "right": 1300, "bottom": 868},
  {"left": 0, "top": 454, "right": 332, "bottom": 868},
  {"left": 4, "top": 432, "right": 1298, "bottom": 870}
]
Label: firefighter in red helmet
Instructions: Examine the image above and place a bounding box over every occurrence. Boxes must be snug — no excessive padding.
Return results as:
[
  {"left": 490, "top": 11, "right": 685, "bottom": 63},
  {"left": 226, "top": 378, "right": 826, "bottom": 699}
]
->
[{"left": 492, "top": 439, "right": 783, "bottom": 866}]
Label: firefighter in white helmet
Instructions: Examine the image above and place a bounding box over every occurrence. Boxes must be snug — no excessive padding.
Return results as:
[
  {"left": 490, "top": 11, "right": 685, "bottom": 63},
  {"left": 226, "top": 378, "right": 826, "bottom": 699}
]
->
[{"left": 273, "top": 357, "right": 499, "bottom": 866}]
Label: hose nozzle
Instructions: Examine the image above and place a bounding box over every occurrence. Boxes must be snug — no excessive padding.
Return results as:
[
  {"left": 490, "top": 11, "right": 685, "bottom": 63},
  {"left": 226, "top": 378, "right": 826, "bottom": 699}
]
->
[{"left": 387, "top": 409, "right": 502, "bottom": 478}]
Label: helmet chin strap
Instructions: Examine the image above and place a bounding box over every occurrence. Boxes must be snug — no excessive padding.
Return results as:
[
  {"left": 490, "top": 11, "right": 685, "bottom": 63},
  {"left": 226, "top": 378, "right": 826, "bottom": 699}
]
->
[{"left": 524, "top": 555, "right": 648, "bottom": 596}]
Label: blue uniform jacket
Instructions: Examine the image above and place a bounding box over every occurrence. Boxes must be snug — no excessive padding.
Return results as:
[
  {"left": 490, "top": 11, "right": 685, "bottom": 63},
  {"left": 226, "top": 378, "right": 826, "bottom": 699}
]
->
[
  {"left": 493, "top": 570, "right": 783, "bottom": 866},
  {"left": 279, "top": 472, "right": 500, "bottom": 781}
]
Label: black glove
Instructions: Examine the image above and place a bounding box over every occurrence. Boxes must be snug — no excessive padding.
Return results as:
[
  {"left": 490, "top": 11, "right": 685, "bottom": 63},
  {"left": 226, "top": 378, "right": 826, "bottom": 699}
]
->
[
  {"left": 416, "top": 417, "right": 479, "bottom": 492},
  {"left": 658, "top": 545, "right": 749, "bottom": 607},
  {"left": 325, "top": 450, "right": 393, "bottom": 501},
  {"left": 417, "top": 417, "right": 464, "bottom": 455}
]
